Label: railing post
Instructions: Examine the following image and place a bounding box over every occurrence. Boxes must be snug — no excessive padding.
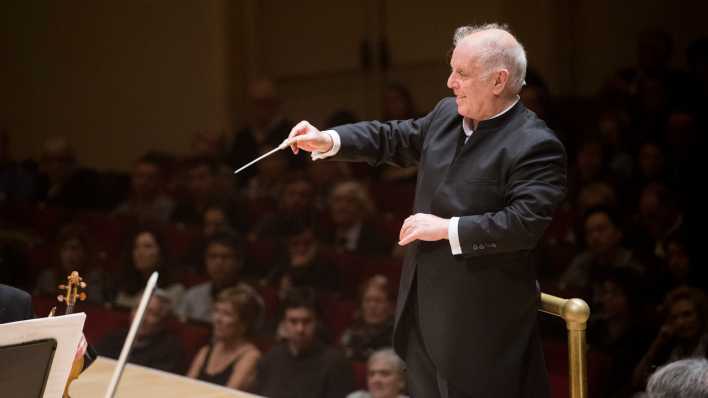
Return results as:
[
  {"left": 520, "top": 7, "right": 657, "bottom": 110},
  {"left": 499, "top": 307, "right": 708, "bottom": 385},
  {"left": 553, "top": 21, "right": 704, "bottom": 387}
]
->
[{"left": 540, "top": 293, "right": 591, "bottom": 398}]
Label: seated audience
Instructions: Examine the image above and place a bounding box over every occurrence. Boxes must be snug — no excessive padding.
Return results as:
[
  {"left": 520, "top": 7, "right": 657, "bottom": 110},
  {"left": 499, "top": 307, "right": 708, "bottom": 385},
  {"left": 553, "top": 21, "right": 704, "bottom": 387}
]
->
[
  {"left": 248, "top": 178, "right": 319, "bottom": 242},
  {"left": 323, "top": 181, "right": 393, "bottom": 255},
  {"left": 113, "top": 154, "right": 175, "bottom": 223},
  {"left": 559, "top": 206, "right": 644, "bottom": 300},
  {"left": 34, "top": 136, "right": 101, "bottom": 209},
  {"left": 178, "top": 232, "right": 258, "bottom": 323},
  {"left": 587, "top": 267, "right": 652, "bottom": 397},
  {"left": 347, "top": 348, "right": 408, "bottom": 398},
  {"left": 266, "top": 222, "right": 340, "bottom": 294},
  {"left": 252, "top": 287, "right": 355, "bottom": 398},
  {"left": 114, "top": 228, "right": 184, "bottom": 309},
  {"left": 97, "top": 290, "right": 184, "bottom": 373},
  {"left": 633, "top": 287, "right": 708, "bottom": 389},
  {"left": 34, "top": 224, "right": 108, "bottom": 304},
  {"left": 187, "top": 286, "right": 263, "bottom": 390},
  {"left": 171, "top": 157, "right": 225, "bottom": 226},
  {"left": 340, "top": 275, "right": 395, "bottom": 361}
]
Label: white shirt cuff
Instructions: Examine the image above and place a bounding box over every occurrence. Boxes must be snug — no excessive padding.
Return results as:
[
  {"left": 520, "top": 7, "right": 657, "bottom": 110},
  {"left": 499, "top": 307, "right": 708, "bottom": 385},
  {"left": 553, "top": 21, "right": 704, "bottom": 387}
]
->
[
  {"left": 449, "top": 217, "right": 461, "bottom": 255},
  {"left": 311, "top": 130, "right": 341, "bottom": 160}
]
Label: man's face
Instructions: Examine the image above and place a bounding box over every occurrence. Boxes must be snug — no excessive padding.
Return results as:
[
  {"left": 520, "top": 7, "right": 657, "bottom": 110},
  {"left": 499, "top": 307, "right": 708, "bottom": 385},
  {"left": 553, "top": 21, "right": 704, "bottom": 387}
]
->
[
  {"left": 205, "top": 243, "right": 239, "bottom": 285},
  {"left": 362, "top": 286, "right": 393, "bottom": 325},
  {"left": 203, "top": 208, "right": 227, "bottom": 238},
  {"left": 367, "top": 357, "right": 404, "bottom": 398},
  {"left": 447, "top": 38, "right": 496, "bottom": 121},
  {"left": 59, "top": 238, "right": 85, "bottom": 272},
  {"left": 669, "top": 299, "right": 701, "bottom": 340},
  {"left": 284, "top": 307, "right": 317, "bottom": 352},
  {"left": 584, "top": 212, "right": 622, "bottom": 254},
  {"left": 281, "top": 181, "right": 313, "bottom": 213},
  {"left": 188, "top": 165, "right": 214, "bottom": 199},
  {"left": 330, "top": 188, "right": 361, "bottom": 227},
  {"left": 135, "top": 297, "right": 166, "bottom": 339},
  {"left": 131, "top": 162, "right": 160, "bottom": 197}
]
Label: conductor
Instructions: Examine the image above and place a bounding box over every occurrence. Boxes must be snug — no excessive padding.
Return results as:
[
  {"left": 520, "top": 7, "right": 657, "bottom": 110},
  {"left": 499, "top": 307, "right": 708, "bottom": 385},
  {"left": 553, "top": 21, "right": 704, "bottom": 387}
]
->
[{"left": 285, "top": 23, "right": 566, "bottom": 398}]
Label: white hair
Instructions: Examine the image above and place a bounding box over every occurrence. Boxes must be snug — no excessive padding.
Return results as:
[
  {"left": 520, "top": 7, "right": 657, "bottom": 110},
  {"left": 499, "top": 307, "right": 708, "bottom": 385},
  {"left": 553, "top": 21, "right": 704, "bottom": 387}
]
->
[
  {"left": 368, "top": 348, "right": 405, "bottom": 374},
  {"left": 647, "top": 358, "right": 708, "bottom": 398},
  {"left": 452, "top": 23, "right": 527, "bottom": 95}
]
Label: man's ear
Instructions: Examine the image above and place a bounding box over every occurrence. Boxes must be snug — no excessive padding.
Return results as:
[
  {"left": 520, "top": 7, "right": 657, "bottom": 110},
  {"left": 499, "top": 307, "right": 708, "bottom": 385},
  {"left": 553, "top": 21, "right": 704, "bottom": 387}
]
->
[{"left": 492, "top": 69, "right": 510, "bottom": 95}]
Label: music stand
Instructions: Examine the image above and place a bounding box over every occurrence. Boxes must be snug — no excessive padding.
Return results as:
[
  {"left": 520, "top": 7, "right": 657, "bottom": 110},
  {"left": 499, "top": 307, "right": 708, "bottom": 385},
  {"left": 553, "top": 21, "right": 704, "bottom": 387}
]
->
[
  {"left": 103, "top": 271, "right": 159, "bottom": 398},
  {"left": 0, "top": 338, "right": 57, "bottom": 397},
  {"left": 0, "top": 312, "right": 86, "bottom": 398}
]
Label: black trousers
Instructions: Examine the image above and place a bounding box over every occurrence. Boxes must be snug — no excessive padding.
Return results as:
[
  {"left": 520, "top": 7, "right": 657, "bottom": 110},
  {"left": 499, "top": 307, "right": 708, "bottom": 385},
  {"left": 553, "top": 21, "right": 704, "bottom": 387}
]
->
[{"left": 401, "top": 277, "right": 472, "bottom": 398}]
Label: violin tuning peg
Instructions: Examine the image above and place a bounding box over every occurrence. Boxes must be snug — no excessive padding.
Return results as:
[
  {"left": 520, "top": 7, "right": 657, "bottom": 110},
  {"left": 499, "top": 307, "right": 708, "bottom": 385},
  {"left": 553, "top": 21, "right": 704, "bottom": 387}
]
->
[
  {"left": 59, "top": 284, "right": 67, "bottom": 290},
  {"left": 57, "top": 295, "right": 65, "bottom": 302},
  {"left": 80, "top": 282, "right": 87, "bottom": 288},
  {"left": 78, "top": 293, "right": 87, "bottom": 301}
]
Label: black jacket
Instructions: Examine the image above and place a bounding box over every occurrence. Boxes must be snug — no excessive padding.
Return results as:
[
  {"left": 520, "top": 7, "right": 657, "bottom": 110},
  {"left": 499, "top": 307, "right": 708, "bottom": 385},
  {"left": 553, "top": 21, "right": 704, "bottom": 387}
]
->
[
  {"left": 0, "top": 284, "right": 33, "bottom": 324},
  {"left": 334, "top": 98, "right": 567, "bottom": 397}
]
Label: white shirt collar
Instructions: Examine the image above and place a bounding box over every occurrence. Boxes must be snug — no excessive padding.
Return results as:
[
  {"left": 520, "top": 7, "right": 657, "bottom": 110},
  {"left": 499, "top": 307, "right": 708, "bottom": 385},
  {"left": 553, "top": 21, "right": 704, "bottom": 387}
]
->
[{"left": 462, "top": 96, "right": 520, "bottom": 137}]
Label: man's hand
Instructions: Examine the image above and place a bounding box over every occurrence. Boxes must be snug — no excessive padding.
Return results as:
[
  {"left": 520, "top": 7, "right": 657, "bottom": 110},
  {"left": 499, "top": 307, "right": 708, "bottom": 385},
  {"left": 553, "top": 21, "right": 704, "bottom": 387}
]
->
[
  {"left": 398, "top": 213, "right": 449, "bottom": 246},
  {"left": 283, "top": 121, "right": 333, "bottom": 155}
]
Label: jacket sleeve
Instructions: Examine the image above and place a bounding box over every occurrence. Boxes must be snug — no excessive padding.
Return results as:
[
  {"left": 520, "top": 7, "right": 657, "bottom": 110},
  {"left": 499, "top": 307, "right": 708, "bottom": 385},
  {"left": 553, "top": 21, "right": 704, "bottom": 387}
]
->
[
  {"left": 333, "top": 99, "right": 445, "bottom": 167},
  {"left": 457, "top": 135, "right": 567, "bottom": 257}
]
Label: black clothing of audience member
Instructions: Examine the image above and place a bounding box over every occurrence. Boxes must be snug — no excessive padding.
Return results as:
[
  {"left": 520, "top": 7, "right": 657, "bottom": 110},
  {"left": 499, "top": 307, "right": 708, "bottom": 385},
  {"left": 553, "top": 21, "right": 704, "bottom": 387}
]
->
[
  {"left": 96, "top": 328, "right": 184, "bottom": 374},
  {"left": 196, "top": 344, "right": 250, "bottom": 386},
  {"left": 253, "top": 288, "right": 355, "bottom": 398},
  {"left": 254, "top": 341, "right": 355, "bottom": 398},
  {"left": 587, "top": 267, "right": 652, "bottom": 398},
  {"left": 340, "top": 318, "right": 394, "bottom": 362},
  {"left": 267, "top": 223, "right": 340, "bottom": 293}
]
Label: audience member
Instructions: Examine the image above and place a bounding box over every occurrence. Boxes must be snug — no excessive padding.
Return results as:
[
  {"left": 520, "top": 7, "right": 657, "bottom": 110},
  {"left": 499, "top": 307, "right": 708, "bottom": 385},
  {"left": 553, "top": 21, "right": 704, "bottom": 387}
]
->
[
  {"left": 34, "top": 136, "right": 100, "bottom": 209},
  {"left": 178, "top": 232, "right": 257, "bottom": 323},
  {"left": 113, "top": 155, "right": 175, "bottom": 223},
  {"left": 559, "top": 206, "right": 644, "bottom": 300},
  {"left": 633, "top": 287, "right": 708, "bottom": 389},
  {"left": 587, "top": 267, "right": 652, "bottom": 397},
  {"left": 228, "top": 77, "right": 299, "bottom": 182},
  {"left": 266, "top": 222, "right": 340, "bottom": 294},
  {"left": 340, "top": 275, "right": 395, "bottom": 361},
  {"left": 97, "top": 290, "right": 184, "bottom": 373},
  {"left": 252, "top": 287, "right": 355, "bottom": 398},
  {"left": 187, "top": 286, "right": 263, "bottom": 390},
  {"left": 347, "top": 348, "right": 409, "bottom": 398},
  {"left": 34, "top": 224, "right": 108, "bottom": 303},
  {"left": 114, "top": 228, "right": 184, "bottom": 309},
  {"left": 324, "top": 181, "right": 392, "bottom": 255},
  {"left": 645, "top": 358, "right": 708, "bottom": 398}
]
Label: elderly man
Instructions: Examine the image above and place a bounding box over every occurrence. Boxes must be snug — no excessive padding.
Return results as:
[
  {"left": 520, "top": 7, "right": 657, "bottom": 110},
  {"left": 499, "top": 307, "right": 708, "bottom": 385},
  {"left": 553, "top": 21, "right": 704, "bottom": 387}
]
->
[
  {"left": 285, "top": 24, "right": 566, "bottom": 397},
  {"left": 646, "top": 358, "right": 708, "bottom": 398}
]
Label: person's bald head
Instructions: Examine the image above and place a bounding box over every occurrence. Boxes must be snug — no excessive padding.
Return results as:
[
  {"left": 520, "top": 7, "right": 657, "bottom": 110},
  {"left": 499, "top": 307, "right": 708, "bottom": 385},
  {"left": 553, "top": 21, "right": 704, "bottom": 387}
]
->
[{"left": 452, "top": 24, "right": 527, "bottom": 97}]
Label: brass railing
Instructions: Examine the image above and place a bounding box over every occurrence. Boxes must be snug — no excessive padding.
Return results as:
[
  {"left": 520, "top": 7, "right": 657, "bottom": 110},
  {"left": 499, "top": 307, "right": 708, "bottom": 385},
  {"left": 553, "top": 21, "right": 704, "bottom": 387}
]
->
[{"left": 539, "top": 293, "right": 591, "bottom": 398}]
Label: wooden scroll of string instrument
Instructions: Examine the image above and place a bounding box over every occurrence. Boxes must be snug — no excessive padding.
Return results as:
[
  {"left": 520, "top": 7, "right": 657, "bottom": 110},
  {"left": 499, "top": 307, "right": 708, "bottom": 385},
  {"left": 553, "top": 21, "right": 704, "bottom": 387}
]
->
[{"left": 49, "top": 271, "right": 87, "bottom": 398}]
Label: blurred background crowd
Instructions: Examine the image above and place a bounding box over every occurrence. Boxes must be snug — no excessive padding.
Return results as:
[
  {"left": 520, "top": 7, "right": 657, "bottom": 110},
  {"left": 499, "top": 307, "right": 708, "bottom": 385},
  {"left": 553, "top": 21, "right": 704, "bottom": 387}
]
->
[{"left": 1, "top": 1, "right": 707, "bottom": 397}]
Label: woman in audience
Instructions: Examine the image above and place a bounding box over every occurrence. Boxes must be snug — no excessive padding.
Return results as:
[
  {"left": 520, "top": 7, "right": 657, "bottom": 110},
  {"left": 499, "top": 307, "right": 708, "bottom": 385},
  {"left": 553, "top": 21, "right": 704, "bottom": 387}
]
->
[
  {"left": 187, "top": 285, "right": 262, "bottom": 390},
  {"left": 35, "top": 223, "right": 108, "bottom": 303},
  {"left": 114, "top": 227, "right": 184, "bottom": 309},
  {"left": 340, "top": 275, "right": 395, "bottom": 361},
  {"left": 347, "top": 348, "right": 408, "bottom": 398},
  {"left": 633, "top": 286, "right": 708, "bottom": 389}
]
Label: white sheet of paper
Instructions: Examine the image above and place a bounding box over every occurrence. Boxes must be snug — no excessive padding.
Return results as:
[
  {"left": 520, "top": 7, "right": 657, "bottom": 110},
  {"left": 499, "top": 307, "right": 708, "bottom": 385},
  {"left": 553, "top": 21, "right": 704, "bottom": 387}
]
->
[{"left": 0, "top": 312, "right": 86, "bottom": 398}]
